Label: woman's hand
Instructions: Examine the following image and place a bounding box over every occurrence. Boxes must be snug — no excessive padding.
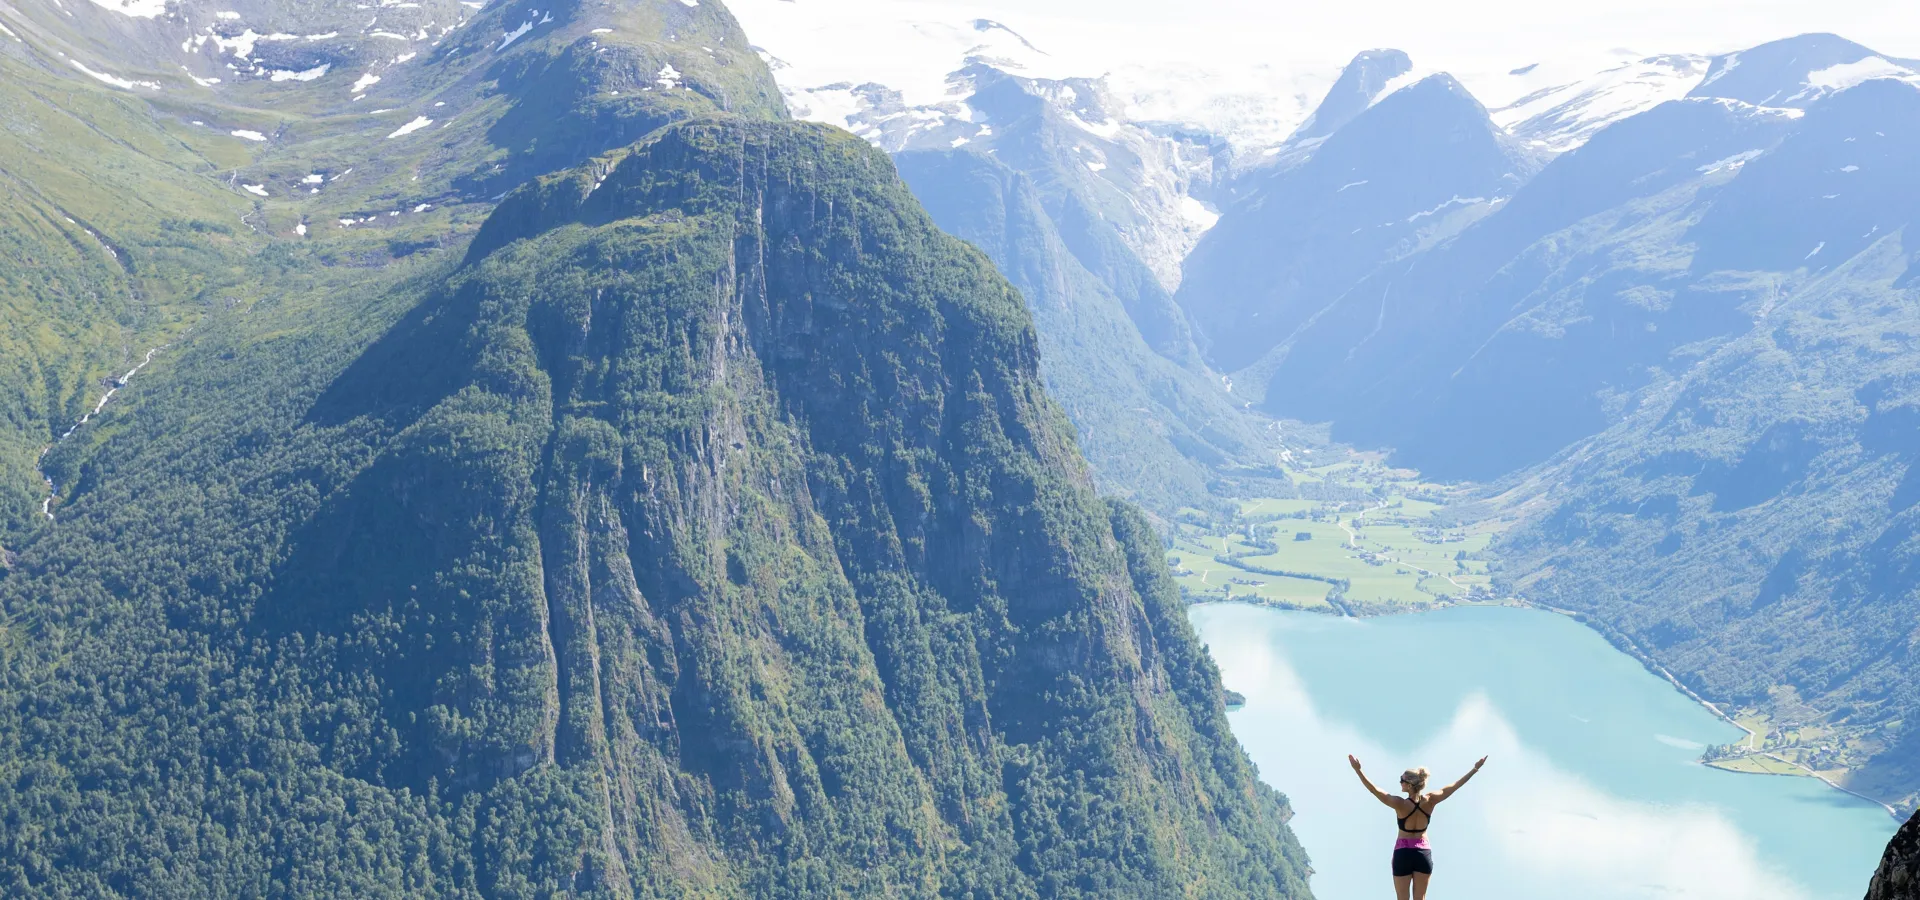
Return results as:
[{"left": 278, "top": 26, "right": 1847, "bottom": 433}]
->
[
  {"left": 1350, "top": 755, "right": 1394, "bottom": 805},
  {"left": 1472, "top": 756, "right": 1488, "bottom": 771}
]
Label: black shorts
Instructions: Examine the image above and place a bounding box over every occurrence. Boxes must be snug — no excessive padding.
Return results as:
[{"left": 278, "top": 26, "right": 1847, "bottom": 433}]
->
[{"left": 1392, "top": 847, "right": 1434, "bottom": 877}]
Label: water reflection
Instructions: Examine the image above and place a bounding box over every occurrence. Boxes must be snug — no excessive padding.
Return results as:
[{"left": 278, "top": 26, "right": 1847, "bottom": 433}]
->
[{"left": 1193, "top": 604, "right": 1889, "bottom": 900}]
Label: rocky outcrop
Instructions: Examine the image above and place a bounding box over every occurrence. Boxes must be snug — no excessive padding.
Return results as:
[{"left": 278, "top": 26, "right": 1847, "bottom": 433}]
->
[{"left": 1867, "top": 812, "right": 1920, "bottom": 900}]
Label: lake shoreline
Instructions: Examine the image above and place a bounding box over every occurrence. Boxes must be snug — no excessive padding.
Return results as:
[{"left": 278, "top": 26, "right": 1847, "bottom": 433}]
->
[
  {"left": 1192, "top": 602, "right": 1900, "bottom": 899},
  {"left": 1190, "top": 595, "right": 1910, "bottom": 819}
]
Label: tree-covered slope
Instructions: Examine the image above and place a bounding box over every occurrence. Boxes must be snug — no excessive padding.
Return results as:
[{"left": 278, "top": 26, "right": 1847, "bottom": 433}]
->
[
  {"left": 0, "top": 115, "right": 1311, "bottom": 897},
  {"left": 1495, "top": 78, "right": 1920, "bottom": 810}
]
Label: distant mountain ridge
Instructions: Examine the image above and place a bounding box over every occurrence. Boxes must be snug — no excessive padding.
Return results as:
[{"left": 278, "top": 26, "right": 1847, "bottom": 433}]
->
[
  {"left": 1164, "top": 27, "right": 1920, "bottom": 810},
  {"left": 1177, "top": 32, "right": 1918, "bottom": 481},
  {"left": 719, "top": 13, "right": 1297, "bottom": 514},
  {"left": 1177, "top": 72, "right": 1545, "bottom": 375}
]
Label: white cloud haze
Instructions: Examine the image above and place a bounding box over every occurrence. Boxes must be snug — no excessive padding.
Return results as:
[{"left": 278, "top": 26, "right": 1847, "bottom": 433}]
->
[{"left": 733, "top": 0, "right": 1919, "bottom": 150}]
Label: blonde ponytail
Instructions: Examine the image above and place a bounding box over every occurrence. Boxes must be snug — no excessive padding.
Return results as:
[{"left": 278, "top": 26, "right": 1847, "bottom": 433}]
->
[{"left": 1402, "top": 767, "right": 1430, "bottom": 793}]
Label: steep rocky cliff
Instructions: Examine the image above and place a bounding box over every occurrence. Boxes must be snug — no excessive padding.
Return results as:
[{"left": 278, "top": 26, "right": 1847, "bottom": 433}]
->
[{"left": 1868, "top": 813, "right": 1920, "bottom": 900}]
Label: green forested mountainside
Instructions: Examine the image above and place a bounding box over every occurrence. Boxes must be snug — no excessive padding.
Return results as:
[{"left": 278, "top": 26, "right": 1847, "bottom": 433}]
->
[
  {"left": 0, "top": 108, "right": 1311, "bottom": 896},
  {"left": 1477, "top": 78, "right": 1920, "bottom": 810},
  {"left": 896, "top": 149, "right": 1282, "bottom": 516},
  {"left": 1498, "top": 226, "right": 1920, "bottom": 810}
]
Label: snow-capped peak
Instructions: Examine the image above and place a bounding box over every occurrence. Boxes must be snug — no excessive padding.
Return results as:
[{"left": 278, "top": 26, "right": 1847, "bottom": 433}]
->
[
  {"left": 731, "top": 0, "right": 1339, "bottom": 160},
  {"left": 1685, "top": 33, "right": 1916, "bottom": 109},
  {"left": 1291, "top": 49, "right": 1414, "bottom": 140},
  {"left": 744, "top": 10, "right": 1064, "bottom": 126}
]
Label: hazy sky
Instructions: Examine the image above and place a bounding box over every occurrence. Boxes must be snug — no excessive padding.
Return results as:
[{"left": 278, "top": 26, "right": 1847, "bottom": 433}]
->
[
  {"left": 868, "top": 0, "right": 1920, "bottom": 67},
  {"left": 732, "top": 0, "right": 1917, "bottom": 150}
]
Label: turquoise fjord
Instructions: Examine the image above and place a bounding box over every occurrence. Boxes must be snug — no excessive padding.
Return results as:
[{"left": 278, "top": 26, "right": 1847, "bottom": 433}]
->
[{"left": 1193, "top": 603, "right": 1898, "bottom": 900}]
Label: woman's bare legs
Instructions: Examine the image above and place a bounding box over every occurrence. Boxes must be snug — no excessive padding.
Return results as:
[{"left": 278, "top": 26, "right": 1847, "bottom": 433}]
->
[
  {"left": 1394, "top": 875, "right": 1413, "bottom": 900},
  {"left": 1411, "top": 872, "right": 1431, "bottom": 900}
]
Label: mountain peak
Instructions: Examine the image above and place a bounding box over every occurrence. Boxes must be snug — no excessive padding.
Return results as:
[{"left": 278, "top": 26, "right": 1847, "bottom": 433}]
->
[
  {"left": 1689, "top": 32, "right": 1914, "bottom": 108},
  {"left": 1176, "top": 64, "right": 1537, "bottom": 374},
  {"left": 1358, "top": 71, "right": 1502, "bottom": 132},
  {"left": 1293, "top": 48, "right": 1415, "bottom": 139}
]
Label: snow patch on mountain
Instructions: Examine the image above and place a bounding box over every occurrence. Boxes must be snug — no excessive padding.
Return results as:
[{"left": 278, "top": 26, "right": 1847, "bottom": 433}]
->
[
  {"left": 1181, "top": 196, "right": 1220, "bottom": 230},
  {"left": 83, "top": 0, "right": 167, "bottom": 18},
  {"left": 1790, "top": 57, "right": 1920, "bottom": 101},
  {"left": 386, "top": 116, "right": 432, "bottom": 138},
  {"left": 734, "top": 0, "right": 1335, "bottom": 159},
  {"left": 497, "top": 20, "right": 535, "bottom": 51},
  {"left": 1692, "top": 96, "right": 1806, "bottom": 120},
  {"left": 268, "top": 63, "right": 330, "bottom": 82},
  {"left": 1368, "top": 68, "right": 1435, "bottom": 107},
  {"left": 1697, "top": 149, "right": 1765, "bottom": 175},
  {"left": 1494, "top": 55, "right": 1709, "bottom": 152},
  {"left": 1102, "top": 61, "right": 1339, "bottom": 158},
  {"left": 1405, "top": 195, "right": 1490, "bottom": 223},
  {"left": 69, "top": 59, "right": 161, "bottom": 91},
  {"left": 741, "top": 8, "right": 1065, "bottom": 121}
]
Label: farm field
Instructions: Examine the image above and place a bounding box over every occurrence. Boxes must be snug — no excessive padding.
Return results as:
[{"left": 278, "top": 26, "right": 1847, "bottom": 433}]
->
[
  {"left": 1707, "top": 755, "right": 1806, "bottom": 776},
  {"left": 1168, "top": 452, "right": 1513, "bottom": 613}
]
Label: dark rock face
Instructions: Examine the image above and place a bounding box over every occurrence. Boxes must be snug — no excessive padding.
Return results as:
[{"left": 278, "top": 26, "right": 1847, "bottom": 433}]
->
[{"left": 1868, "top": 813, "right": 1920, "bottom": 900}]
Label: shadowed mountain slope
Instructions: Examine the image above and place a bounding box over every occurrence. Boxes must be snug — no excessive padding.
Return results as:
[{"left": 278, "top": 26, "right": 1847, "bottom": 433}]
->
[
  {"left": 1176, "top": 72, "right": 1542, "bottom": 375},
  {"left": 895, "top": 148, "right": 1277, "bottom": 514}
]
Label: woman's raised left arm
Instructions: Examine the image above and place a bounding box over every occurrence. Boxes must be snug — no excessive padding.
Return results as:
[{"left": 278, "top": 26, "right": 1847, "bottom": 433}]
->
[{"left": 1348, "top": 755, "right": 1398, "bottom": 806}]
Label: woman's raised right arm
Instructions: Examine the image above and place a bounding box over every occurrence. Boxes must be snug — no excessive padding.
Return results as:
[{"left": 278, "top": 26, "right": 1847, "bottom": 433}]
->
[{"left": 1433, "top": 756, "right": 1488, "bottom": 803}]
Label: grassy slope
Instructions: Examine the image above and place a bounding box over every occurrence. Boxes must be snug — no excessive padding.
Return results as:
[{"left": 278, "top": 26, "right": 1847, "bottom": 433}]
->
[
  {"left": 0, "top": 0, "right": 783, "bottom": 550},
  {"left": 0, "top": 51, "right": 255, "bottom": 544}
]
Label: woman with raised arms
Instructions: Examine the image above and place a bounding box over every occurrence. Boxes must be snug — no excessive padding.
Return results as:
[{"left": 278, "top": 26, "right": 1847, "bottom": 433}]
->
[{"left": 1349, "top": 754, "right": 1488, "bottom": 900}]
